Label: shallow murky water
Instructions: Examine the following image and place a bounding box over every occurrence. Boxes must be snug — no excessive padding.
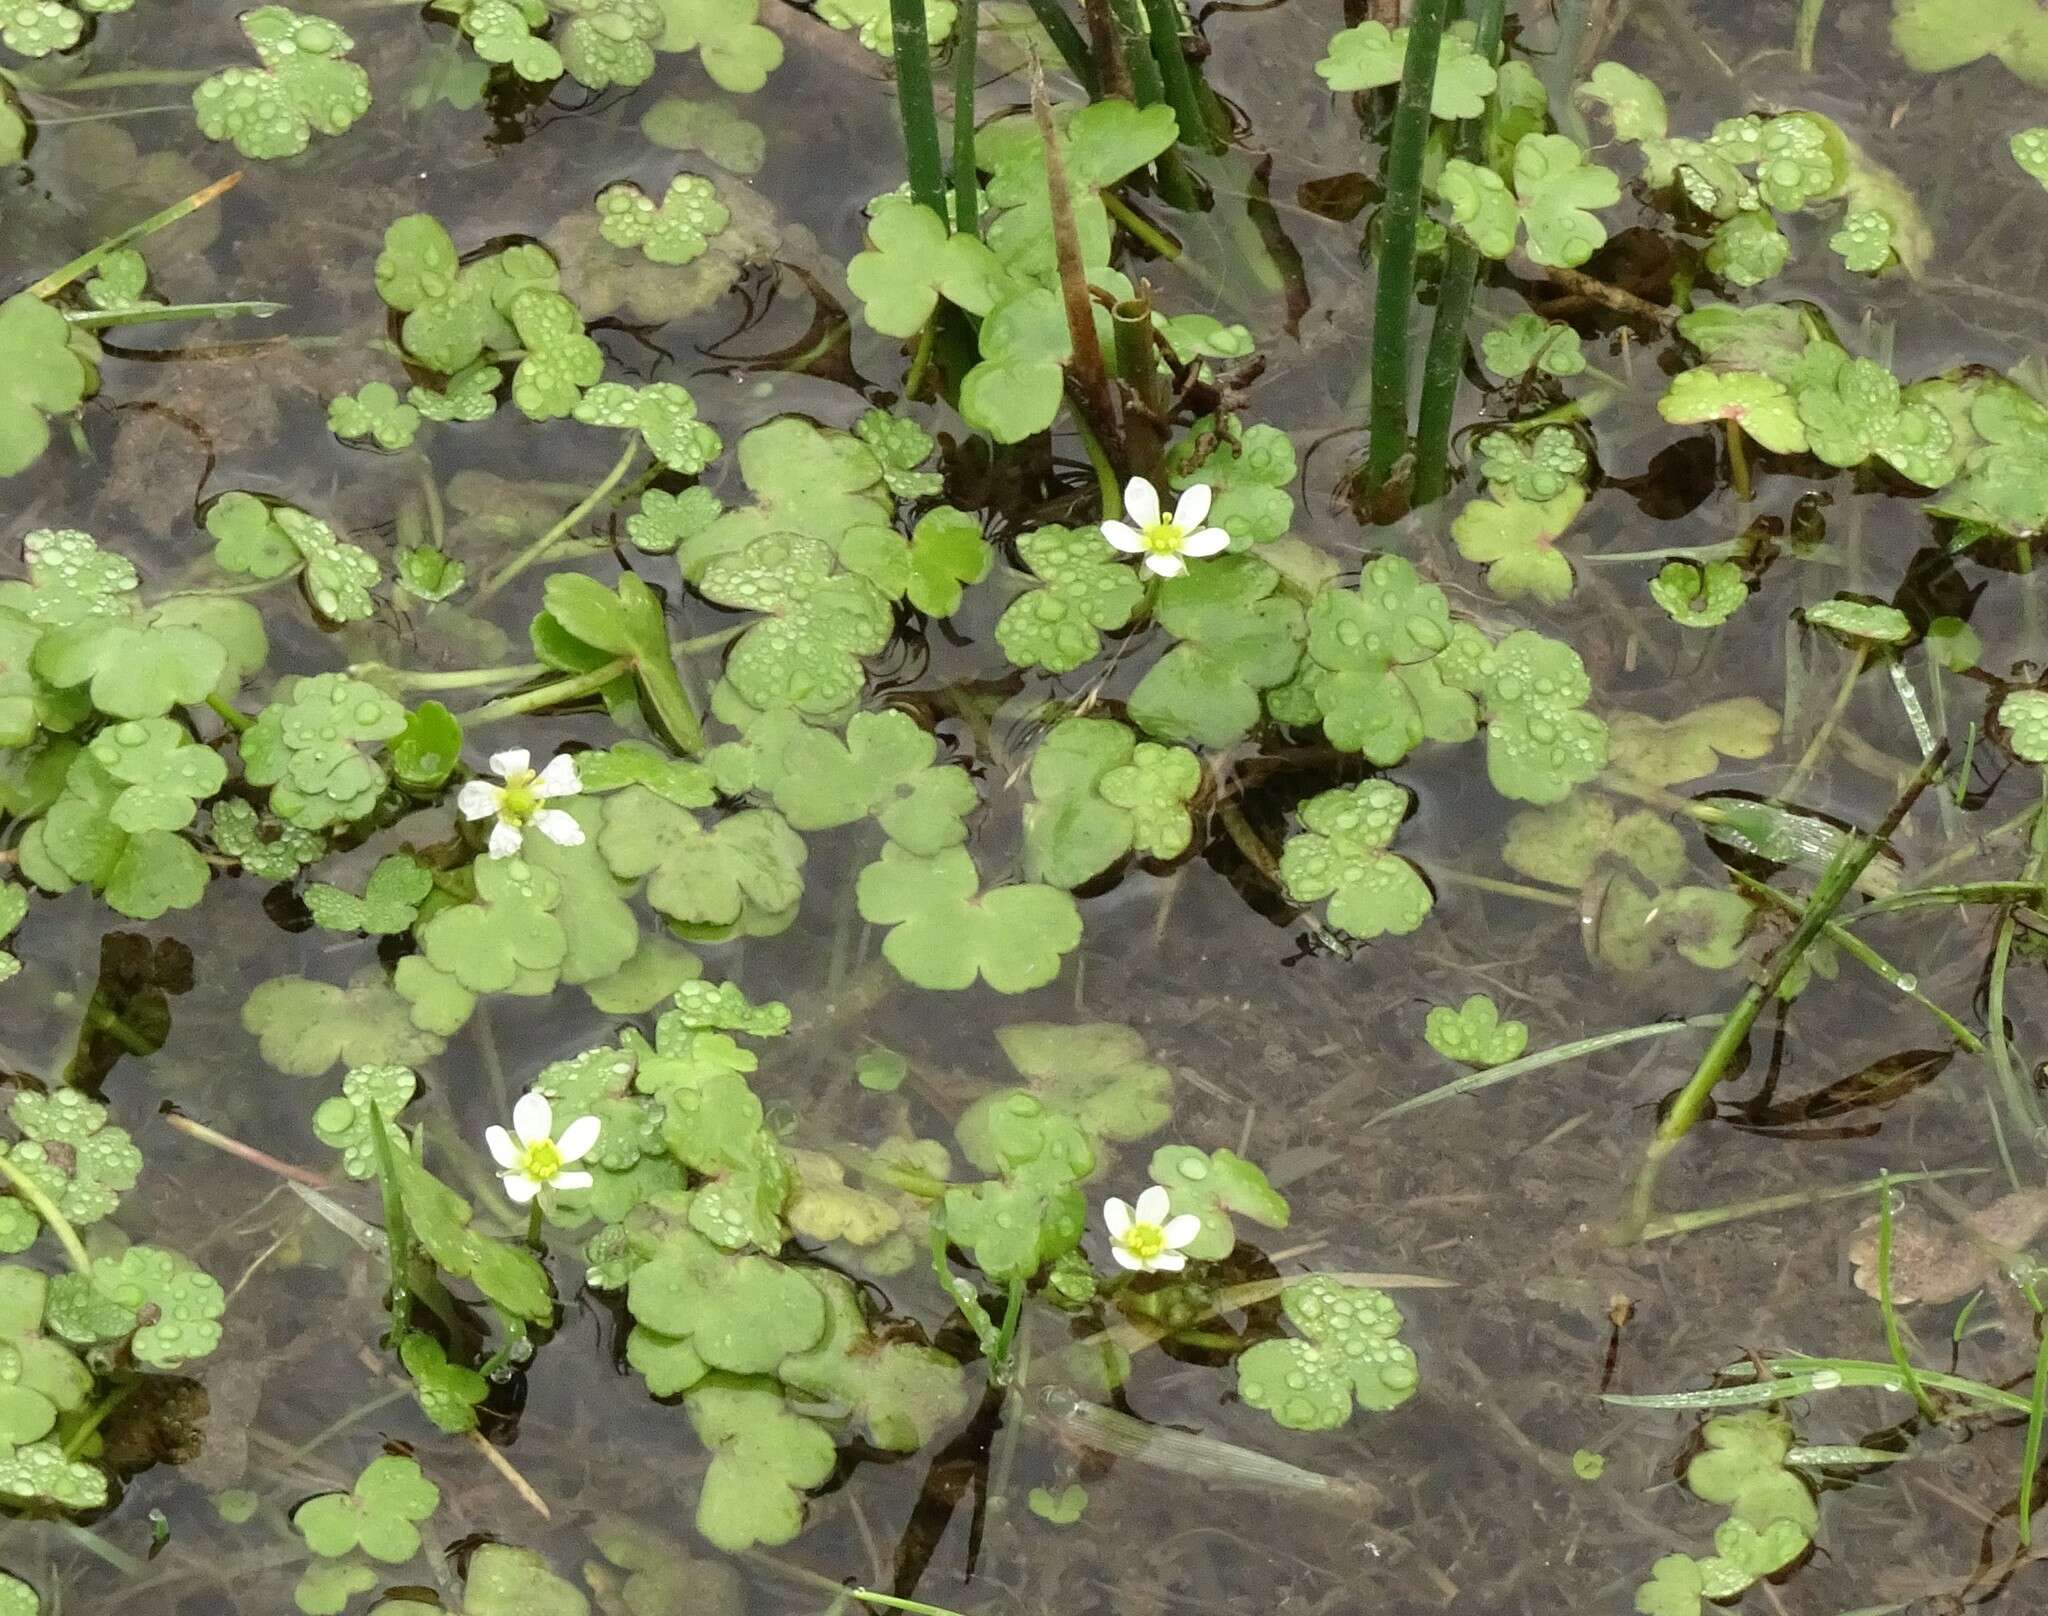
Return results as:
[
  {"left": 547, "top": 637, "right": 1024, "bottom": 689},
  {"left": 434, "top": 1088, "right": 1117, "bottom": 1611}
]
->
[{"left": 6, "top": 0, "right": 2048, "bottom": 1612}]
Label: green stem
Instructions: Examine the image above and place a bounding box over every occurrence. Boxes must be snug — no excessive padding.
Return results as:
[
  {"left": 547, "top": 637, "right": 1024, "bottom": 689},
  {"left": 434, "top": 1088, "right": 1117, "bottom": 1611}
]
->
[
  {"left": 951, "top": 0, "right": 981, "bottom": 236},
  {"left": 7, "top": 66, "right": 211, "bottom": 92},
  {"left": 1778, "top": 644, "right": 1866, "bottom": 805},
  {"left": 1433, "top": 868, "right": 1578, "bottom": 908},
  {"left": 1987, "top": 792, "right": 2048, "bottom": 1149},
  {"left": 1725, "top": 419, "right": 1752, "bottom": 502},
  {"left": 64, "top": 300, "right": 285, "bottom": 330},
  {"left": 1729, "top": 871, "right": 1984, "bottom": 1053},
  {"left": 1795, "top": 0, "right": 1826, "bottom": 72},
  {"left": 1411, "top": 0, "right": 1506, "bottom": 507},
  {"left": 350, "top": 661, "right": 547, "bottom": 692},
  {"left": 1138, "top": 0, "right": 1219, "bottom": 155},
  {"left": 29, "top": 172, "right": 241, "bottom": 299},
  {"left": 1618, "top": 746, "right": 1947, "bottom": 1241},
  {"left": 1875, "top": 1173, "right": 1938, "bottom": 1422},
  {"left": 1638, "top": 1166, "right": 1988, "bottom": 1242},
  {"left": 205, "top": 693, "right": 252, "bottom": 733},
  {"left": 458, "top": 659, "right": 633, "bottom": 729},
  {"left": 1021, "top": 0, "right": 1097, "bottom": 92},
  {"left": 0, "top": 1151, "right": 92, "bottom": 1275},
  {"left": 474, "top": 440, "right": 639, "bottom": 604},
  {"left": 2022, "top": 1291, "right": 2048, "bottom": 1545},
  {"left": 1361, "top": 0, "right": 1451, "bottom": 495},
  {"left": 1072, "top": 405, "right": 1122, "bottom": 519},
  {"left": 889, "top": 0, "right": 947, "bottom": 214}
]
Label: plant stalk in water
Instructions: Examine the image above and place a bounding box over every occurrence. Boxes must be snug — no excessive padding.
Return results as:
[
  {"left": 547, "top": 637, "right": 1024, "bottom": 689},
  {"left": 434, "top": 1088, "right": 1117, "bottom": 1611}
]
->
[
  {"left": 889, "top": 0, "right": 948, "bottom": 215},
  {"left": 1033, "top": 78, "right": 1122, "bottom": 461},
  {"left": 952, "top": 0, "right": 980, "bottom": 235},
  {"left": 1618, "top": 745, "right": 1948, "bottom": 1241},
  {"left": 1361, "top": 0, "right": 1451, "bottom": 497},
  {"left": 1412, "top": 0, "right": 1506, "bottom": 506}
]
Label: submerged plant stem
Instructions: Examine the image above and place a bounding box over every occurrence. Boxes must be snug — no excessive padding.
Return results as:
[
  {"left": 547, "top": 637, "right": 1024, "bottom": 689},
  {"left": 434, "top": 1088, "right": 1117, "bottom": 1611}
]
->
[
  {"left": 1618, "top": 746, "right": 1947, "bottom": 1241},
  {"left": 1411, "top": 0, "right": 1506, "bottom": 507},
  {"left": 1022, "top": 0, "right": 1098, "bottom": 92},
  {"left": 1361, "top": 0, "right": 1451, "bottom": 497},
  {"left": 0, "top": 1152, "right": 91, "bottom": 1275},
  {"left": 459, "top": 658, "right": 633, "bottom": 728},
  {"left": 951, "top": 0, "right": 980, "bottom": 235},
  {"left": 1874, "top": 1173, "right": 1938, "bottom": 1421},
  {"left": 28, "top": 171, "right": 242, "bottom": 299},
  {"left": 474, "top": 440, "right": 639, "bottom": 604},
  {"left": 889, "top": 0, "right": 948, "bottom": 215}
]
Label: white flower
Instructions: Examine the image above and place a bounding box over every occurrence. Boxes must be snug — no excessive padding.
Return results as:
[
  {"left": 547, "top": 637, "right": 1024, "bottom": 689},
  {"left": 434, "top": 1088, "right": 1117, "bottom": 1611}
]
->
[
  {"left": 1099, "top": 477, "right": 1230, "bottom": 578},
  {"left": 1103, "top": 1184, "right": 1203, "bottom": 1273},
  {"left": 457, "top": 748, "right": 584, "bottom": 859},
  {"left": 485, "top": 1092, "right": 600, "bottom": 1204}
]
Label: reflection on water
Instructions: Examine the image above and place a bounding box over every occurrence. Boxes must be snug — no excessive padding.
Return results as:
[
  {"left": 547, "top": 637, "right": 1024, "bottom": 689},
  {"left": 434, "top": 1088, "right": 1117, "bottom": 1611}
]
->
[{"left": 3, "top": 0, "right": 2048, "bottom": 1611}]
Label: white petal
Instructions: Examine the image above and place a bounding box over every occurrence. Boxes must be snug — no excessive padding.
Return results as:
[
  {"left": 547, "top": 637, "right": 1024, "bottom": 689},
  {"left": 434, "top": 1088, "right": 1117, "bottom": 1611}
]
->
[
  {"left": 552, "top": 1169, "right": 594, "bottom": 1192},
  {"left": 513, "top": 1091, "right": 554, "bottom": 1147},
  {"left": 484, "top": 1125, "right": 519, "bottom": 1169},
  {"left": 456, "top": 781, "right": 504, "bottom": 821},
  {"left": 531, "top": 808, "right": 585, "bottom": 847},
  {"left": 1100, "top": 520, "right": 1145, "bottom": 554},
  {"left": 1103, "top": 1197, "right": 1133, "bottom": 1238},
  {"left": 1171, "top": 483, "right": 1213, "bottom": 530},
  {"left": 486, "top": 820, "right": 524, "bottom": 859},
  {"left": 1110, "top": 1244, "right": 1145, "bottom": 1271},
  {"left": 1161, "top": 1213, "right": 1204, "bottom": 1250},
  {"left": 532, "top": 754, "right": 582, "bottom": 798},
  {"left": 487, "top": 748, "right": 531, "bottom": 778},
  {"left": 1122, "top": 476, "right": 1161, "bottom": 528},
  {"left": 555, "top": 1114, "right": 602, "bottom": 1163},
  {"left": 1149, "top": 1249, "right": 1188, "bottom": 1272},
  {"left": 501, "top": 1172, "right": 540, "bottom": 1204},
  {"left": 1134, "top": 1185, "right": 1172, "bottom": 1225},
  {"left": 1144, "top": 553, "right": 1187, "bottom": 578},
  {"left": 1179, "top": 526, "right": 1231, "bottom": 558}
]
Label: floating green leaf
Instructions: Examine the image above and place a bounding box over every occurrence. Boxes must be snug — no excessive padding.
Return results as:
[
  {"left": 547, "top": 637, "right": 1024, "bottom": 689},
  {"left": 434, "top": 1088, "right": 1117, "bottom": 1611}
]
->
[
  {"left": 857, "top": 844, "right": 1082, "bottom": 992},
  {"left": 687, "top": 1375, "right": 835, "bottom": 1551},
  {"left": 192, "top": 8, "right": 371, "bottom": 160},
  {"left": 1129, "top": 556, "right": 1304, "bottom": 748},
  {"left": 1481, "top": 313, "right": 1586, "bottom": 379},
  {"left": 996, "top": 525, "right": 1145, "bottom": 674},
  {"left": 742, "top": 708, "right": 973, "bottom": 855},
  {"left": 312, "top": 1063, "right": 419, "bottom": 1177},
  {"left": 1279, "top": 781, "right": 1430, "bottom": 938},
  {"left": 242, "top": 673, "right": 406, "bottom": 830},
  {"left": 328, "top": 382, "right": 421, "bottom": 451},
  {"left": 650, "top": 0, "right": 783, "bottom": 93},
  {"left": 698, "top": 535, "right": 892, "bottom": 718},
  {"left": 1705, "top": 211, "right": 1788, "bottom": 288},
  {"left": 600, "top": 787, "right": 805, "bottom": 934},
  {"left": 1576, "top": 61, "right": 1667, "bottom": 141},
  {"left": 596, "top": 174, "right": 730, "bottom": 265},
  {"left": 846, "top": 197, "right": 1011, "bottom": 338},
  {"left": 243, "top": 969, "right": 446, "bottom": 1076},
  {"left": 294, "top": 1454, "right": 440, "bottom": 1563},
  {"left": 1660, "top": 369, "right": 1808, "bottom": 455},
  {"left": 1451, "top": 486, "right": 1584, "bottom": 605},
  {"left": 2003, "top": 689, "right": 2048, "bottom": 762},
  {"left": 572, "top": 380, "right": 722, "bottom": 473},
  {"left": 1477, "top": 426, "right": 1587, "bottom": 501},
  {"left": 1424, "top": 994, "right": 1529, "bottom": 1066},
  {"left": 1316, "top": 21, "right": 1497, "bottom": 115},
  {"left": 1237, "top": 1276, "right": 1418, "bottom": 1429},
  {"left": 1149, "top": 1144, "right": 1287, "bottom": 1260}
]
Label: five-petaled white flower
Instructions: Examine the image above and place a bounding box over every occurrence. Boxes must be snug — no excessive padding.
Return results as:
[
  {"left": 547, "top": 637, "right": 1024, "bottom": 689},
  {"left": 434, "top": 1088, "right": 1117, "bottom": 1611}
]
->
[
  {"left": 1100, "top": 477, "right": 1230, "bottom": 578},
  {"left": 486, "top": 1092, "right": 599, "bottom": 1204},
  {"left": 458, "top": 748, "right": 584, "bottom": 859},
  {"left": 1103, "top": 1184, "right": 1203, "bottom": 1273}
]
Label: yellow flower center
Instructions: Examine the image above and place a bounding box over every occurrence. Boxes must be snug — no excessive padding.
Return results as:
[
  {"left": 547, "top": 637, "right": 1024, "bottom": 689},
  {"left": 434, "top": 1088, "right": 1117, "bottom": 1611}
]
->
[
  {"left": 1138, "top": 520, "right": 1184, "bottom": 556},
  {"left": 1121, "top": 1222, "right": 1167, "bottom": 1260},
  {"left": 514, "top": 1138, "right": 564, "bottom": 1184},
  {"left": 497, "top": 768, "right": 542, "bottom": 826}
]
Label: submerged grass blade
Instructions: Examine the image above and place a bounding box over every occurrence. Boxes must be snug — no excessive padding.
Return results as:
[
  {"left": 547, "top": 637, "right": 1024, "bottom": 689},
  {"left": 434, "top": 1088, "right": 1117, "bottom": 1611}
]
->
[
  {"left": 951, "top": 0, "right": 980, "bottom": 236},
  {"left": 1619, "top": 747, "right": 1947, "bottom": 1241},
  {"left": 28, "top": 170, "right": 242, "bottom": 298},
  {"left": 65, "top": 299, "right": 286, "bottom": 330},
  {"left": 1367, "top": 1016, "right": 1724, "bottom": 1128},
  {"left": 2021, "top": 1308, "right": 2048, "bottom": 1545},
  {"left": 1874, "top": 1174, "right": 1937, "bottom": 1422},
  {"left": 1638, "top": 1167, "right": 1988, "bottom": 1242},
  {"left": 888, "top": 0, "right": 947, "bottom": 215}
]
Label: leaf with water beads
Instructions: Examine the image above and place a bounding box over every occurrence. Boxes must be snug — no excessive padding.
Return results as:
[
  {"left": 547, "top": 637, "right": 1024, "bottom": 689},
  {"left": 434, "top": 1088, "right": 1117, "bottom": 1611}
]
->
[
  {"left": 210, "top": 798, "right": 322, "bottom": 880},
  {"left": 941, "top": 1161, "right": 1087, "bottom": 1281},
  {"left": 274, "top": 508, "right": 381, "bottom": 623},
  {"left": 995, "top": 525, "right": 1145, "bottom": 674},
  {"left": 1804, "top": 596, "right": 1910, "bottom": 647},
  {"left": 85, "top": 718, "right": 226, "bottom": 833},
  {"left": 0, "top": 1268, "right": 89, "bottom": 1449},
  {"left": 1149, "top": 1145, "right": 1288, "bottom": 1260},
  {"left": 0, "top": 1090, "right": 141, "bottom": 1247},
  {"left": 313, "top": 1063, "right": 419, "bottom": 1177},
  {"left": 1792, "top": 349, "right": 1902, "bottom": 468},
  {"left": 1129, "top": 556, "right": 1306, "bottom": 749},
  {"left": 1705, "top": 211, "right": 1788, "bottom": 288},
  {"left": 192, "top": 8, "right": 371, "bottom": 161},
  {"left": 679, "top": 416, "right": 893, "bottom": 580},
  {"left": 1575, "top": 61, "right": 1666, "bottom": 141},
  {"left": 814, "top": 0, "right": 953, "bottom": 54},
  {"left": 1513, "top": 134, "right": 1621, "bottom": 268},
  {"left": 960, "top": 290, "right": 1071, "bottom": 444},
  {"left": 573, "top": 380, "right": 722, "bottom": 473},
  {"left": 410, "top": 362, "right": 501, "bottom": 424},
  {"left": 1829, "top": 209, "right": 1895, "bottom": 273},
  {"left": 1477, "top": 426, "right": 1587, "bottom": 501},
  {"left": 327, "top": 382, "right": 421, "bottom": 451},
  {"left": 0, "top": 1439, "right": 105, "bottom": 1509},
  {"left": 0, "top": 882, "right": 23, "bottom": 983},
  {"left": 1300, "top": 557, "right": 1483, "bottom": 765},
  {"left": 1481, "top": 313, "right": 1585, "bottom": 379},
  {"left": 1436, "top": 158, "right": 1516, "bottom": 258},
  {"left": 2000, "top": 690, "right": 2048, "bottom": 762},
  {"left": 1315, "top": 21, "right": 1498, "bottom": 117},
  {"left": 1651, "top": 559, "right": 1747, "bottom": 628},
  {"left": 855, "top": 408, "right": 943, "bottom": 498},
  {"left": 1425, "top": 994, "right": 1529, "bottom": 1067},
  {"left": 399, "top": 1333, "right": 488, "bottom": 1434},
  {"left": 295, "top": 1454, "right": 440, "bottom": 1562},
  {"left": 241, "top": 672, "right": 406, "bottom": 830},
  {"left": 1479, "top": 632, "right": 1609, "bottom": 804},
  {"left": 628, "top": 485, "right": 722, "bottom": 554},
  {"left": 83, "top": 249, "right": 159, "bottom": 315},
  {"left": 507, "top": 287, "right": 603, "bottom": 420},
  {"left": 1279, "top": 781, "right": 1430, "bottom": 938},
  {"left": 596, "top": 174, "right": 729, "bottom": 266},
  {"left": 1163, "top": 418, "right": 1297, "bottom": 548},
  {"left": 86, "top": 1244, "right": 224, "bottom": 1367},
  {"left": 438, "top": 0, "right": 563, "bottom": 81},
  {"left": 699, "top": 533, "right": 893, "bottom": 717},
  {"left": 1237, "top": 1276, "right": 1419, "bottom": 1430},
  {"left": 17, "top": 754, "right": 210, "bottom": 919},
  {"left": 554, "top": 0, "right": 663, "bottom": 89},
  {"left": 462, "top": 1544, "right": 589, "bottom": 1616}
]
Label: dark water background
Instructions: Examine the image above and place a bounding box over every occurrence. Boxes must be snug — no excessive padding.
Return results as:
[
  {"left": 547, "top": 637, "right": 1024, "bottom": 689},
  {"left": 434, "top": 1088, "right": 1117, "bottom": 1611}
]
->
[{"left": 6, "top": 0, "right": 2048, "bottom": 1610}]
